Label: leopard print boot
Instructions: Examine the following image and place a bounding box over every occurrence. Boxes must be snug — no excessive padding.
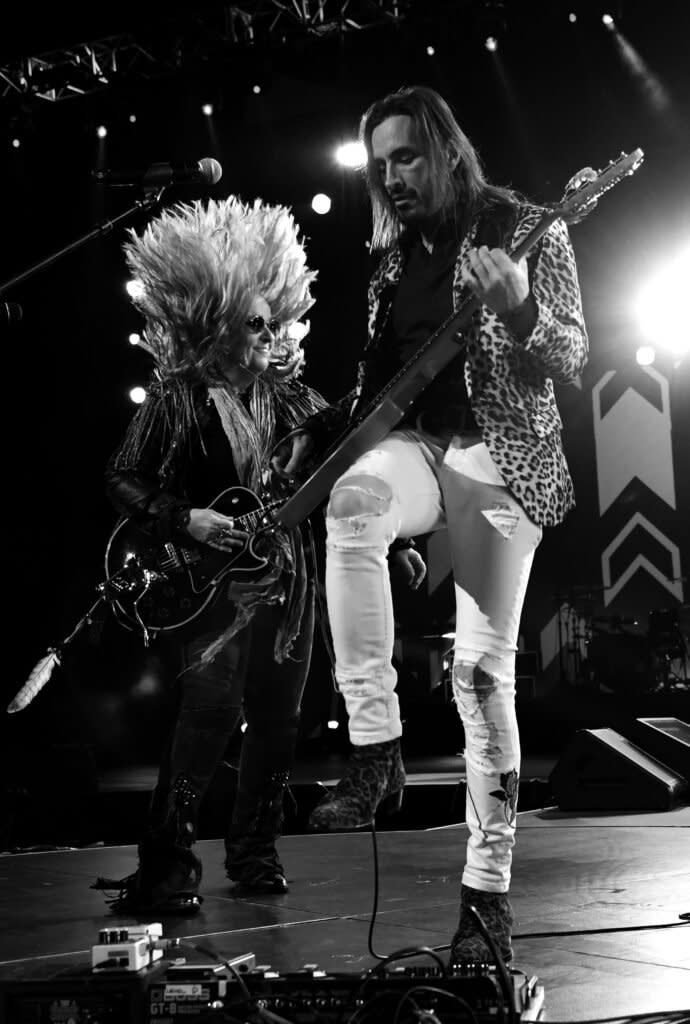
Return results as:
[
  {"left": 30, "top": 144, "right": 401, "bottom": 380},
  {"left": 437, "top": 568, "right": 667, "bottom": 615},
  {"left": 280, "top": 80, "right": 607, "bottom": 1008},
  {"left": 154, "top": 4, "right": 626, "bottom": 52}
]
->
[
  {"left": 308, "top": 738, "right": 406, "bottom": 831},
  {"left": 449, "top": 884, "right": 514, "bottom": 965}
]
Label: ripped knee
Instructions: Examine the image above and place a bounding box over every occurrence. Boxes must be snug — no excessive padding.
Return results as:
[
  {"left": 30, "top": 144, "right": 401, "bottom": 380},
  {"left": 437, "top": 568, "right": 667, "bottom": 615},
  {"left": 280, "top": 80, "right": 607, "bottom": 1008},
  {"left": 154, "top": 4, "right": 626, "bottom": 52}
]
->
[
  {"left": 452, "top": 659, "right": 501, "bottom": 719},
  {"left": 328, "top": 473, "right": 393, "bottom": 519}
]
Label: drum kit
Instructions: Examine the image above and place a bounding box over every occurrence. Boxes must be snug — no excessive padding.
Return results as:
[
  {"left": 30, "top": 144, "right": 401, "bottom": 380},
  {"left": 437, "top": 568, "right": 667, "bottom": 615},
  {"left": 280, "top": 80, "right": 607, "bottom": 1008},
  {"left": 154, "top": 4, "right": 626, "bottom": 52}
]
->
[{"left": 555, "top": 584, "right": 689, "bottom": 694}]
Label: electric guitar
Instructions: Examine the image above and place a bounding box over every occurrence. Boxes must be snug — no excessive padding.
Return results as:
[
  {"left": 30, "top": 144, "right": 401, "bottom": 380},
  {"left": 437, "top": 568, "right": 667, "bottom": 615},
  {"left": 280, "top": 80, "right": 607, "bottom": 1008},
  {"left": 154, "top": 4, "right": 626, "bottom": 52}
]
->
[
  {"left": 104, "top": 486, "right": 282, "bottom": 637},
  {"left": 274, "top": 150, "right": 645, "bottom": 529}
]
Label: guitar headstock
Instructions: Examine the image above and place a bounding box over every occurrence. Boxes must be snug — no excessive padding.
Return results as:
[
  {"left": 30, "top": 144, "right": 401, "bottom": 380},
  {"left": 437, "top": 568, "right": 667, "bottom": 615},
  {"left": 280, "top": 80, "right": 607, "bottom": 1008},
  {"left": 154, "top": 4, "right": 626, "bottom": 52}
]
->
[{"left": 556, "top": 149, "right": 644, "bottom": 225}]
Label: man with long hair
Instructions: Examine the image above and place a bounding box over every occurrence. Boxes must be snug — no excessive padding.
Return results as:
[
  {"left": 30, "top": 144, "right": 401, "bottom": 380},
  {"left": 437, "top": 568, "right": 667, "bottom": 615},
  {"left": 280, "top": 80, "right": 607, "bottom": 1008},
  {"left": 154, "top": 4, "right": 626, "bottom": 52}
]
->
[
  {"left": 92, "top": 196, "right": 327, "bottom": 913},
  {"left": 274, "top": 85, "right": 588, "bottom": 962}
]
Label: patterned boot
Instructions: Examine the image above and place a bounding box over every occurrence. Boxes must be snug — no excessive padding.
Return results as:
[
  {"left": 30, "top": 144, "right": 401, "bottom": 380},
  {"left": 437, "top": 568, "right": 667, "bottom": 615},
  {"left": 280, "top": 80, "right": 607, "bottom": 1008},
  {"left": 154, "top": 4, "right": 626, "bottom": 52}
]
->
[
  {"left": 449, "top": 884, "right": 514, "bottom": 965},
  {"left": 308, "top": 738, "right": 406, "bottom": 831}
]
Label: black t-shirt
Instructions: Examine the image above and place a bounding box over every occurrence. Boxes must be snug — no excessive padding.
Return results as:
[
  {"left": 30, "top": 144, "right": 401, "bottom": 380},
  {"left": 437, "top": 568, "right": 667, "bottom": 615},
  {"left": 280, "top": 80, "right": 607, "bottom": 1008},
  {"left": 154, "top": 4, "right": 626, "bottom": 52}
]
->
[{"left": 380, "top": 226, "right": 479, "bottom": 436}]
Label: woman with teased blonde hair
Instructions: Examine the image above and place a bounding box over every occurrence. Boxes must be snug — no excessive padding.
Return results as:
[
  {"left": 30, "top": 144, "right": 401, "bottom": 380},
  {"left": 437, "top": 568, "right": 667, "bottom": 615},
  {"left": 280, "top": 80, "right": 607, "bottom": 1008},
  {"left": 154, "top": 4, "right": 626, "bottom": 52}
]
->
[{"left": 92, "top": 196, "right": 327, "bottom": 914}]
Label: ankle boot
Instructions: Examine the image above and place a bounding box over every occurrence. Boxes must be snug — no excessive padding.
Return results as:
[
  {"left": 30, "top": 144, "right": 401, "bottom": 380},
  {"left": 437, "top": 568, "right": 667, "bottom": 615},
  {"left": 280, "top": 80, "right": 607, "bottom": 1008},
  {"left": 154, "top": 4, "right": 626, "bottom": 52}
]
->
[
  {"left": 308, "top": 737, "right": 406, "bottom": 831},
  {"left": 225, "top": 767, "right": 290, "bottom": 894},
  {"left": 449, "top": 884, "right": 514, "bottom": 965},
  {"left": 225, "top": 724, "right": 297, "bottom": 895}
]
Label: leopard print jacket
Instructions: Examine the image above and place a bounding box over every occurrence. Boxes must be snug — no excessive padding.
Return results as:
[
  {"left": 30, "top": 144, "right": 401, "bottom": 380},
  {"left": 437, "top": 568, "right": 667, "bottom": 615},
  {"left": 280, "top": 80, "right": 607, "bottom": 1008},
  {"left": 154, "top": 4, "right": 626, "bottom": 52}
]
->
[{"left": 359, "top": 204, "right": 588, "bottom": 528}]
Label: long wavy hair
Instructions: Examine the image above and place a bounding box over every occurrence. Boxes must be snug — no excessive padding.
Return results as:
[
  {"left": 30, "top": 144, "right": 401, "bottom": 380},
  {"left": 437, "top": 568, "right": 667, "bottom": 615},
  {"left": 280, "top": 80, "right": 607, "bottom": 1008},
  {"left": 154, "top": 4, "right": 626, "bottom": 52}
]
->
[
  {"left": 123, "top": 196, "right": 317, "bottom": 383},
  {"left": 360, "top": 85, "right": 520, "bottom": 250}
]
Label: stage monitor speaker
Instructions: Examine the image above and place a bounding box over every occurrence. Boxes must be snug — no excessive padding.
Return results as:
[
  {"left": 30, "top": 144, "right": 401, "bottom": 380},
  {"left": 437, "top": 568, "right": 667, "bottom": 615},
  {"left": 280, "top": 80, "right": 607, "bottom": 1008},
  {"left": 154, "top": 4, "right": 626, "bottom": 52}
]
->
[
  {"left": 623, "top": 717, "right": 690, "bottom": 782},
  {"left": 549, "top": 727, "right": 689, "bottom": 811}
]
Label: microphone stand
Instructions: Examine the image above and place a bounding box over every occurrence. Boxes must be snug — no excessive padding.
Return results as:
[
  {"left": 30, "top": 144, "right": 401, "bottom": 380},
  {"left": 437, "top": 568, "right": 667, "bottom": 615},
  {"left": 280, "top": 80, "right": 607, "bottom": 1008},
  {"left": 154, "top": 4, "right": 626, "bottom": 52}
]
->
[{"left": 0, "top": 187, "right": 165, "bottom": 298}]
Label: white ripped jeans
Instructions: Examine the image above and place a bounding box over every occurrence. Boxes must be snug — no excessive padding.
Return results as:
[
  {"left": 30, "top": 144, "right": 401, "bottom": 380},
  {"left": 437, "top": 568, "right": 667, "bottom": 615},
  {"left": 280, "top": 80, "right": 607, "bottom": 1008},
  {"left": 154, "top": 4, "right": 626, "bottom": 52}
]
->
[{"left": 325, "top": 429, "right": 542, "bottom": 893}]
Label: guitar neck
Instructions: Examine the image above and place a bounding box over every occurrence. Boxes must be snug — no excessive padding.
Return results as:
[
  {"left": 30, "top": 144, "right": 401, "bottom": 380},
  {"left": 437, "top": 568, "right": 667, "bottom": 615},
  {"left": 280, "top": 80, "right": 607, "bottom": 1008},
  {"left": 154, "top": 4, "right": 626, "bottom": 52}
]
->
[{"left": 275, "top": 207, "right": 560, "bottom": 530}]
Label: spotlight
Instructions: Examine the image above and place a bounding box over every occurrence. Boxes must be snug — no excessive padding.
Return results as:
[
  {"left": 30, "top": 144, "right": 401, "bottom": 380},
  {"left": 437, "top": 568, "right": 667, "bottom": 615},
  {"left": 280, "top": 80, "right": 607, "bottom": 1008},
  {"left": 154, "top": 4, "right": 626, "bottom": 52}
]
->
[
  {"left": 634, "top": 246, "right": 690, "bottom": 358},
  {"left": 636, "top": 346, "right": 655, "bottom": 366},
  {"left": 602, "top": 13, "right": 614, "bottom": 28},
  {"left": 252, "top": 84, "right": 261, "bottom": 94},
  {"left": 96, "top": 125, "right": 107, "bottom": 138},
  {"left": 287, "top": 320, "right": 309, "bottom": 342},
  {"left": 426, "top": 45, "right": 435, "bottom": 56},
  {"left": 311, "top": 193, "right": 332, "bottom": 215},
  {"left": 335, "top": 141, "right": 367, "bottom": 169},
  {"left": 201, "top": 103, "right": 213, "bottom": 116},
  {"left": 128, "top": 332, "right": 141, "bottom": 345},
  {"left": 11, "top": 138, "right": 20, "bottom": 149},
  {"left": 126, "top": 279, "right": 145, "bottom": 300},
  {"left": 129, "top": 386, "right": 147, "bottom": 405},
  {"left": 485, "top": 35, "right": 498, "bottom": 52}
]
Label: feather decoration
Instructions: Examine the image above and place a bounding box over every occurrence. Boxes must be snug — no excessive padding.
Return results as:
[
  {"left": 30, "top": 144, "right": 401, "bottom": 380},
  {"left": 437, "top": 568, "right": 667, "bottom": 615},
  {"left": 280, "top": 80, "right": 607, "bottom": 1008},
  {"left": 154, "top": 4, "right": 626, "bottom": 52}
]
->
[{"left": 7, "top": 648, "right": 62, "bottom": 714}]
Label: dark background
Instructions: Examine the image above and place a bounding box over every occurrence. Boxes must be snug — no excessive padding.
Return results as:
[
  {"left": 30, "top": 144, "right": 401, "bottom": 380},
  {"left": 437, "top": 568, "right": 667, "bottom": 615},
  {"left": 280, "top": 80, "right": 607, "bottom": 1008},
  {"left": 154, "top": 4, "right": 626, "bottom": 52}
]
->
[{"left": 1, "top": 0, "right": 689, "bottom": 831}]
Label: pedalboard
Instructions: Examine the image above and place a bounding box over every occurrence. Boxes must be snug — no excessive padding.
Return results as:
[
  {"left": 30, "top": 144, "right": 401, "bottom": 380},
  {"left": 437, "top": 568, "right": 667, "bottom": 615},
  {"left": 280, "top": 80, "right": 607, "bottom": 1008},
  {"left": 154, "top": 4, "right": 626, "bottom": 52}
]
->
[{"left": 0, "top": 922, "right": 545, "bottom": 1023}]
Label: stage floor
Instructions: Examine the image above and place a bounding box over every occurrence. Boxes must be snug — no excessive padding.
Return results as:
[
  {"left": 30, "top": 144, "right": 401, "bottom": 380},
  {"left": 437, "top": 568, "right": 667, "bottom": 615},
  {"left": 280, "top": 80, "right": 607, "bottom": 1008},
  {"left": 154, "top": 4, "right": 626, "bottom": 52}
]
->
[{"left": 1, "top": 805, "right": 689, "bottom": 1020}]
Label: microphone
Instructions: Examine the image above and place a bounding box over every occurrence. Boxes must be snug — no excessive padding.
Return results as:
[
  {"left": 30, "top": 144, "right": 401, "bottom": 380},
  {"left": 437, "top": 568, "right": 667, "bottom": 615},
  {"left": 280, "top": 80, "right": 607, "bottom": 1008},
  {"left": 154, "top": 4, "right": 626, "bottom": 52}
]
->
[
  {"left": 91, "top": 157, "right": 223, "bottom": 188},
  {"left": 1, "top": 302, "right": 23, "bottom": 326}
]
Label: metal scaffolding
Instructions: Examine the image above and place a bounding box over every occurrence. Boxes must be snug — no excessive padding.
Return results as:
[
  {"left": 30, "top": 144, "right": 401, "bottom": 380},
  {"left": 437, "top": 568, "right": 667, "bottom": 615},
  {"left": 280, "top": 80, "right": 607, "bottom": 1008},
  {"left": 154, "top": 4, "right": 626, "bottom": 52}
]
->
[{"left": 0, "top": 1, "right": 410, "bottom": 104}]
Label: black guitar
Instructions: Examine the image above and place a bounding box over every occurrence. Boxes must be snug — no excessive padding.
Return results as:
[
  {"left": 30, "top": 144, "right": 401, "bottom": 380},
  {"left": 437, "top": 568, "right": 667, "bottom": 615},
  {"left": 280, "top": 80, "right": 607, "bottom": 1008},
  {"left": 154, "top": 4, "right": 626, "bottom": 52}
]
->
[{"left": 104, "top": 486, "right": 282, "bottom": 637}]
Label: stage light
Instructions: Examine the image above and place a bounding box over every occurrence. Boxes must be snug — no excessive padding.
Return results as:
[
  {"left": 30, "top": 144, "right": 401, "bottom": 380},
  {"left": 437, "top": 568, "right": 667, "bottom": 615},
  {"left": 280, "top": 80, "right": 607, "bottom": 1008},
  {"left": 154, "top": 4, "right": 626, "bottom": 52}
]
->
[
  {"left": 11, "top": 138, "right": 20, "bottom": 148},
  {"left": 125, "top": 279, "right": 145, "bottom": 300},
  {"left": 634, "top": 246, "right": 690, "bottom": 358},
  {"left": 201, "top": 103, "right": 213, "bottom": 116},
  {"left": 311, "top": 193, "right": 332, "bottom": 215},
  {"left": 131, "top": 671, "right": 160, "bottom": 698},
  {"left": 128, "top": 332, "right": 141, "bottom": 345},
  {"left": 288, "top": 320, "right": 310, "bottom": 342},
  {"left": 426, "top": 45, "right": 435, "bottom": 56},
  {"left": 335, "top": 141, "right": 366, "bottom": 169},
  {"left": 485, "top": 36, "right": 498, "bottom": 52},
  {"left": 602, "top": 13, "right": 614, "bottom": 28},
  {"left": 252, "top": 84, "right": 261, "bottom": 94},
  {"left": 96, "top": 125, "right": 107, "bottom": 138},
  {"left": 636, "top": 346, "right": 656, "bottom": 366},
  {"left": 129, "top": 386, "right": 147, "bottom": 404},
  {"left": 327, "top": 720, "right": 339, "bottom": 730}
]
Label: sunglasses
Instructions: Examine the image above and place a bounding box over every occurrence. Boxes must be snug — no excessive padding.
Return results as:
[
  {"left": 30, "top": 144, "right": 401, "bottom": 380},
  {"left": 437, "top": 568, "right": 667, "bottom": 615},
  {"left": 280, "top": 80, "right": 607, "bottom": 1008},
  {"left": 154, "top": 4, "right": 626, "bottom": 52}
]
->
[{"left": 245, "top": 314, "right": 281, "bottom": 335}]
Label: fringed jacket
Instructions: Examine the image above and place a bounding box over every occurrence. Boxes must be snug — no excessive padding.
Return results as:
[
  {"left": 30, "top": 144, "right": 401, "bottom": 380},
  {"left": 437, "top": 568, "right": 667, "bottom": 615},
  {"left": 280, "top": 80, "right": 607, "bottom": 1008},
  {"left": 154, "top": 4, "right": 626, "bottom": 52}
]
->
[
  {"left": 306, "top": 203, "right": 588, "bottom": 528},
  {"left": 106, "top": 372, "right": 328, "bottom": 660}
]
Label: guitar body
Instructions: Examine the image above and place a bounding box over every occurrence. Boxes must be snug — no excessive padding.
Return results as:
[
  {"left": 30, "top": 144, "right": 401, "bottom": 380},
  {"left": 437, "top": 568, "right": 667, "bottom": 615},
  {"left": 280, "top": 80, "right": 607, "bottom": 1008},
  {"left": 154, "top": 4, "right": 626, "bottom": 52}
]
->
[{"left": 104, "top": 486, "right": 274, "bottom": 634}]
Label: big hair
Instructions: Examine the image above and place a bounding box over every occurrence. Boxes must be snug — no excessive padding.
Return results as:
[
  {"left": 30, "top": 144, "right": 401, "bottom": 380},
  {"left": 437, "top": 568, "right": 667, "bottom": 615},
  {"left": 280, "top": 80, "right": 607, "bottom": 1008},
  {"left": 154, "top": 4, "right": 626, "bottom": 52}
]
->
[
  {"left": 123, "top": 196, "right": 317, "bottom": 382},
  {"left": 360, "top": 84, "right": 520, "bottom": 250}
]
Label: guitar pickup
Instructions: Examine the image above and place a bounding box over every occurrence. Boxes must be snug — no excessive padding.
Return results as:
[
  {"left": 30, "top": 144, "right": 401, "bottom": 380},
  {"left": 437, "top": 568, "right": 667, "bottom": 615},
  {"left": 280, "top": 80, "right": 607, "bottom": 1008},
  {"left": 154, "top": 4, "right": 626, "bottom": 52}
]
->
[
  {"left": 179, "top": 547, "right": 201, "bottom": 565},
  {"left": 158, "top": 543, "right": 183, "bottom": 571}
]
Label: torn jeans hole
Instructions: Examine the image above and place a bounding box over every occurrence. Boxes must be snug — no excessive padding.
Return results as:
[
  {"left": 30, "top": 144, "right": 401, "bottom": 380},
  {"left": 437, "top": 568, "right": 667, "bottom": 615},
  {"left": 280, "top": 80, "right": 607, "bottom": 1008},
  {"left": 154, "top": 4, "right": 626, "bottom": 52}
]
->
[
  {"left": 481, "top": 502, "right": 520, "bottom": 540},
  {"left": 452, "top": 661, "right": 504, "bottom": 774}
]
